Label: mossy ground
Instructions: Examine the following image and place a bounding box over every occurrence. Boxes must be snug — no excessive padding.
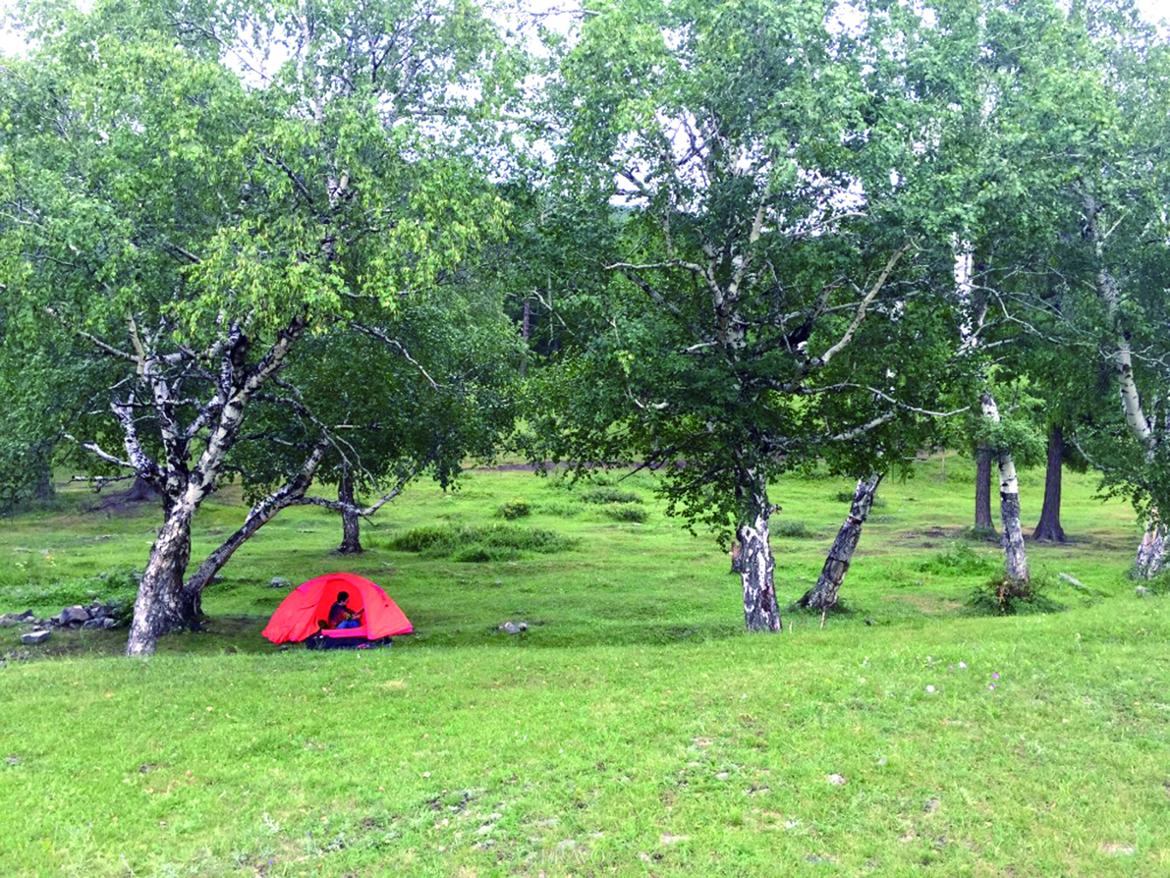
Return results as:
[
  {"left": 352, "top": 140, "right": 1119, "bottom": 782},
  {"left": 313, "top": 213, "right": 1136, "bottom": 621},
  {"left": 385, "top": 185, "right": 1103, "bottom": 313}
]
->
[{"left": 1, "top": 458, "right": 1167, "bottom": 876}]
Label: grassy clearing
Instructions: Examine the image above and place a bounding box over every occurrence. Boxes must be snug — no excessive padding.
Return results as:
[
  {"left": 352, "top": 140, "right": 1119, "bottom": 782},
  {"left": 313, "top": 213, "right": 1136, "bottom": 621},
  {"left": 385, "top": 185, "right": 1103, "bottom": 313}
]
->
[{"left": 2, "top": 458, "right": 1168, "bottom": 876}]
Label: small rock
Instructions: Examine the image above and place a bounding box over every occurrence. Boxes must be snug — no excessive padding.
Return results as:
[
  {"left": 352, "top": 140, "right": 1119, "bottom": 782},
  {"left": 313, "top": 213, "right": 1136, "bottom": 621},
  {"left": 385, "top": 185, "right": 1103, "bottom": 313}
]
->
[
  {"left": 20, "top": 629, "right": 52, "bottom": 645},
  {"left": 1135, "top": 586, "right": 1151, "bottom": 598},
  {"left": 826, "top": 773, "right": 847, "bottom": 786},
  {"left": 925, "top": 685, "right": 936, "bottom": 695},
  {"left": 923, "top": 797, "right": 941, "bottom": 813},
  {"left": 498, "top": 621, "right": 522, "bottom": 635},
  {"left": 864, "top": 617, "right": 875, "bottom": 626},
  {"left": 5, "top": 755, "right": 22, "bottom": 766},
  {"left": 269, "top": 577, "right": 291, "bottom": 589},
  {"left": 715, "top": 771, "right": 730, "bottom": 781},
  {"left": 58, "top": 605, "right": 89, "bottom": 626}
]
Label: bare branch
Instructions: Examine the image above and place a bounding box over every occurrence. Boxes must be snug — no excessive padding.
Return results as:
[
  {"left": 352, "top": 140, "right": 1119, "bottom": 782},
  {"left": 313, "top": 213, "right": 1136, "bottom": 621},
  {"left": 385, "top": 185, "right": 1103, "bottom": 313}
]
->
[
  {"left": 811, "top": 243, "right": 912, "bottom": 369},
  {"left": 349, "top": 322, "right": 440, "bottom": 389}
]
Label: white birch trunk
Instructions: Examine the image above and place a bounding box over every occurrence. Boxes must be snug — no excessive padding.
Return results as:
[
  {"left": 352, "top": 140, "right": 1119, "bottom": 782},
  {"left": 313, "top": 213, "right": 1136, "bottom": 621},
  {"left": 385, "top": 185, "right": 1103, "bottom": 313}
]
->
[
  {"left": 738, "top": 477, "right": 781, "bottom": 632},
  {"left": 1087, "top": 196, "right": 1167, "bottom": 577},
  {"left": 981, "top": 392, "right": 1029, "bottom": 584}
]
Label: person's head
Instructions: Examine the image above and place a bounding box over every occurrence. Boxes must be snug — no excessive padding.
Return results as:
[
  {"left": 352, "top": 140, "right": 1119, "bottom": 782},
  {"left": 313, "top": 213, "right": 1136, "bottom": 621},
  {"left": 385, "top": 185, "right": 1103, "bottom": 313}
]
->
[{"left": 337, "top": 591, "right": 349, "bottom": 602}]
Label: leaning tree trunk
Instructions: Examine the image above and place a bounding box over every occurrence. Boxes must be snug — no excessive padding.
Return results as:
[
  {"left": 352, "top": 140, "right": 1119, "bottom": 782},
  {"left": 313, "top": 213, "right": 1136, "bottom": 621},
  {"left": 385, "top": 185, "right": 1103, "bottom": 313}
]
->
[
  {"left": 337, "top": 466, "right": 362, "bottom": 554},
  {"left": 799, "top": 473, "right": 883, "bottom": 611},
  {"left": 1086, "top": 198, "right": 1167, "bottom": 577},
  {"left": 974, "top": 444, "right": 997, "bottom": 536},
  {"left": 1032, "top": 424, "right": 1066, "bottom": 543},
  {"left": 737, "top": 481, "right": 782, "bottom": 632},
  {"left": 183, "top": 441, "right": 327, "bottom": 603},
  {"left": 981, "top": 393, "right": 1029, "bottom": 584},
  {"left": 126, "top": 504, "right": 198, "bottom": 656}
]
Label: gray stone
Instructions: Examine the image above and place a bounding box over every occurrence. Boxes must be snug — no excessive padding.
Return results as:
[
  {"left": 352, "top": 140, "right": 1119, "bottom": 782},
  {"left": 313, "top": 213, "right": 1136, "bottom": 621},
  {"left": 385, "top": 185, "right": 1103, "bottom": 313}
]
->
[
  {"left": 1135, "top": 586, "right": 1152, "bottom": 598},
  {"left": 58, "top": 605, "right": 89, "bottom": 626},
  {"left": 82, "top": 617, "right": 119, "bottom": 630},
  {"left": 20, "top": 629, "right": 51, "bottom": 645},
  {"left": 0, "top": 610, "right": 36, "bottom": 628},
  {"left": 498, "top": 621, "right": 522, "bottom": 635},
  {"left": 269, "top": 577, "right": 291, "bottom": 589}
]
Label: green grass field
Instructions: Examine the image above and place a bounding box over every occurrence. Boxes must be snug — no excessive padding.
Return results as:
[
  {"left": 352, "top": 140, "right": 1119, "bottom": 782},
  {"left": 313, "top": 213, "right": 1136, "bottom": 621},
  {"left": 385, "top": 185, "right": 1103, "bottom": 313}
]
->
[{"left": 2, "top": 458, "right": 1169, "bottom": 876}]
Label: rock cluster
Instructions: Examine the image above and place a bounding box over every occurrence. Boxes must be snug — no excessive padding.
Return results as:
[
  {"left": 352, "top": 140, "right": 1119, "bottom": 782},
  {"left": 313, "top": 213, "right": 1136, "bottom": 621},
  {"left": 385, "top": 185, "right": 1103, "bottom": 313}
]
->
[
  {"left": 498, "top": 620, "right": 529, "bottom": 635},
  {"left": 1, "top": 602, "right": 125, "bottom": 646}
]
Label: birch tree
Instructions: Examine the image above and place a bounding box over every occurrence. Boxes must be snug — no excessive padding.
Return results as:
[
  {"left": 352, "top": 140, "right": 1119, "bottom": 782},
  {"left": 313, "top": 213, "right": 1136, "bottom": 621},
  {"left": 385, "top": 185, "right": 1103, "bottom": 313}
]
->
[
  {"left": 538, "top": 0, "right": 960, "bottom": 631},
  {"left": 0, "top": 0, "right": 513, "bottom": 654}
]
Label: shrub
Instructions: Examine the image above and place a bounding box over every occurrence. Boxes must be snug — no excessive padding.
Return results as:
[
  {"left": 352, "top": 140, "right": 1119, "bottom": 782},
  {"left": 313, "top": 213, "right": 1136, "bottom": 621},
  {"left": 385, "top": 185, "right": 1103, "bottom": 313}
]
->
[
  {"left": 967, "top": 575, "right": 1063, "bottom": 615},
  {"left": 497, "top": 498, "right": 531, "bottom": 520},
  {"left": 774, "top": 519, "right": 816, "bottom": 539},
  {"left": 603, "top": 504, "right": 648, "bottom": 523},
  {"left": 580, "top": 486, "right": 642, "bottom": 505}
]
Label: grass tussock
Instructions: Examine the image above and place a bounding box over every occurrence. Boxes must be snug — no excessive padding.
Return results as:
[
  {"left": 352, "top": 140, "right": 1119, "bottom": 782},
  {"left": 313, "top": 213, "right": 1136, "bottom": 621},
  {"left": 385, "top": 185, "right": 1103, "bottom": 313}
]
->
[{"left": 497, "top": 498, "right": 532, "bottom": 520}]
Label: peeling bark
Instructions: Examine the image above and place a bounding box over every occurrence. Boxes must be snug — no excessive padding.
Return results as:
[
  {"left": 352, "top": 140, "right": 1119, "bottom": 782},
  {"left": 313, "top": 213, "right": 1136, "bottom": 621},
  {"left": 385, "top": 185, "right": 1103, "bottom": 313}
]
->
[
  {"left": 1032, "top": 424, "right": 1066, "bottom": 542},
  {"left": 799, "top": 473, "right": 883, "bottom": 611},
  {"left": 981, "top": 392, "right": 1029, "bottom": 584},
  {"left": 126, "top": 504, "right": 197, "bottom": 656},
  {"left": 337, "top": 465, "right": 362, "bottom": 554},
  {"left": 737, "top": 480, "right": 781, "bottom": 632}
]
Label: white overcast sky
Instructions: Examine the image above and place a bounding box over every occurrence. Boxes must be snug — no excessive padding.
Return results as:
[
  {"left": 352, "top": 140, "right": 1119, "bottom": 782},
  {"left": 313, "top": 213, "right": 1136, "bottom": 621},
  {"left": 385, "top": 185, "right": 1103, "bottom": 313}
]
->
[{"left": 0, "top": 0, "right": 1168, "bottom": 57}]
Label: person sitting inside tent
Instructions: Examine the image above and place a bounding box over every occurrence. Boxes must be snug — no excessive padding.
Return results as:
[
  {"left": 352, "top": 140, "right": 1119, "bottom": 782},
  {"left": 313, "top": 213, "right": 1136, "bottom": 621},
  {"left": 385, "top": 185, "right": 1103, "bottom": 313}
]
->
[{"left": 326, "top": 591, "right": 364, "bottom": 630}]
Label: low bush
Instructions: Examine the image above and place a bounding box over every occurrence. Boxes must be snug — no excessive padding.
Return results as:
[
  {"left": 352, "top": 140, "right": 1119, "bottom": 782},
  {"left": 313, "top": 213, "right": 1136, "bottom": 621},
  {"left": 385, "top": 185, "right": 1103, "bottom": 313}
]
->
[
  {"left": 603, "top": 504, "right": 648, "bottom": 523},
  {"left": 581, "top": 486, "right": 642, "bottom": 505},
  {"left": 497, "top": 498, "right": 531, "bottom": 520}
]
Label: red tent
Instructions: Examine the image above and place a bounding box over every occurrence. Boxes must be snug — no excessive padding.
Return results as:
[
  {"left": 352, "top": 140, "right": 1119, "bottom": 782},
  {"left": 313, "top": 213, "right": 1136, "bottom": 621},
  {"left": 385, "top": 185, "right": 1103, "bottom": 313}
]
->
[{"left": 262, "top": 572, "right": 413, "bottom": 644}]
